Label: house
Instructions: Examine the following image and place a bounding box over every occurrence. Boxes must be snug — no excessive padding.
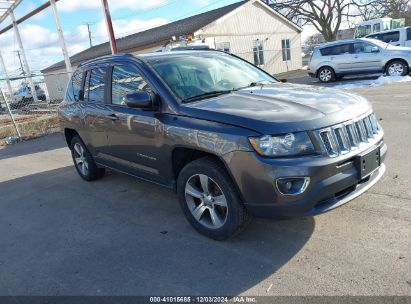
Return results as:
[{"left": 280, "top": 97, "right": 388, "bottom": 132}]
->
[{"left": 41, "top": 0, "right": 302, "bottom": 101}]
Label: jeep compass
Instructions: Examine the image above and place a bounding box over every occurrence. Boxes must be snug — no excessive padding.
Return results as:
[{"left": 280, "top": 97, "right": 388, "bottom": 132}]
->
[{"left": 59, "top": 51, "right": 387, "bottom": 240}]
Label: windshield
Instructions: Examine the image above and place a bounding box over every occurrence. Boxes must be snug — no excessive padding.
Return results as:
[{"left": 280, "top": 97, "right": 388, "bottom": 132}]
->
[{"left": 147, "top": 53, "right": 277, "bottom": 102}]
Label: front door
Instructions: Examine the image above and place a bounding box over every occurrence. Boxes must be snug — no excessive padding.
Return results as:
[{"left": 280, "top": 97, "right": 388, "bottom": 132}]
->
[
  {"left": 351, "top": 42, "right": 382, "bottom": 73},
  {"left": 102, "top": 63, "right": 166, "bottom": 185}
]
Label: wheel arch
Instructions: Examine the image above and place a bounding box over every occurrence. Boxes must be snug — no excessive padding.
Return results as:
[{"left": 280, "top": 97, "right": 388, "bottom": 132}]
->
[
  {"left": 171, "top": 147, "right": 244, "bottom": 199},
  {"left": 384, "top": 58, "right": 409, "bottom": 72},
  {"left": 172, "top": 147, "right": 228, "bottom": 180},
  {"left": 64, "top": 128, "right": 79, "bottom": 148}
]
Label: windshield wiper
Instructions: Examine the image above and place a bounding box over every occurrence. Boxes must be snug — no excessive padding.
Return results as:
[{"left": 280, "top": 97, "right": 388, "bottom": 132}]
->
[
  {"left": 182, "top": 90, "right": 233, "bottom": 103},
  {"left": 236, "top": 80, "right": 277, "bottom": 90}
]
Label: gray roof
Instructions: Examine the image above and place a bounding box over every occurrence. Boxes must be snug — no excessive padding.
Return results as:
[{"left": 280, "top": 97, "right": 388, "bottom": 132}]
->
[{"left": 41, "top": 0, "right": 248, "bottom": 73}]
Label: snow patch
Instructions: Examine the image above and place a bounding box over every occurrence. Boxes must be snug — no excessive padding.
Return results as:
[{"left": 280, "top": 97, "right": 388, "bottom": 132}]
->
[{"left": 333, "top": 75, "right": 411, "bottom": 90}]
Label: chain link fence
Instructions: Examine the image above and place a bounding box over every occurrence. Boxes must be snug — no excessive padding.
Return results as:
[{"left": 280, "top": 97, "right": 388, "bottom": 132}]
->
[{"left": 0, "top": 73, "right": 69, "bottom": 145}]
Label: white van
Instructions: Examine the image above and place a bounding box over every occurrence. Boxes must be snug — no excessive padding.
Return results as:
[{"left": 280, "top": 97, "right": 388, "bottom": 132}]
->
[
  {"left": 354, "top": 18, "right": 405, "bottom": 38},
  {"left": 366, "top": 27, "right": 411, "bottom": 47}
]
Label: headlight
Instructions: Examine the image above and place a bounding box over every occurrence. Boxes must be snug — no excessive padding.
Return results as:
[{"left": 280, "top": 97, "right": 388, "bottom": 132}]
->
[{"left": 249, "top": 132, "right": 315, "bottom": 157}]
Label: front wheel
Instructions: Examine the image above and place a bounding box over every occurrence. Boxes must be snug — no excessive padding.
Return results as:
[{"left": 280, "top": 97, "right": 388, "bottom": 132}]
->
[
  {"left": 386, "top": 61, "right": 408, "bottom": 76},
  {"left": 318, "top": 66, "right": 335, "bottom": 83},
  {"left": 70, "top": 136, "right": 105, "bottom": 181},
  {"left": 177, "top": 157, "right": 250, "bottom": 240}
]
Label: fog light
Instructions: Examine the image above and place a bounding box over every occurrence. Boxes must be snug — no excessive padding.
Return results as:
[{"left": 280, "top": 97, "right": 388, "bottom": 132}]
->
[{"left": 276, "top": 177, "right": 310, "bottom": 196}]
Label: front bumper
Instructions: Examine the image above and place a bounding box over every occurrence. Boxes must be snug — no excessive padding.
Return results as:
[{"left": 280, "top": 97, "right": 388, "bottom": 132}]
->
[{"left": 223, "top": 140, "right": 387, "bottom": 219}]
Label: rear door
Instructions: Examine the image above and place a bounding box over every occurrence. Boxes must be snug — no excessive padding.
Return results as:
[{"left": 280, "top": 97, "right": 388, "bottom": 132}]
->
[
  {"left": 351, "top": 41, "right": 382, "bottom": 73},
  {"left": 80, "top": 66, "right": 113, "bottom": 156},
  {"left": 320, "top": 44, "right": 354, "bottom": 73}
]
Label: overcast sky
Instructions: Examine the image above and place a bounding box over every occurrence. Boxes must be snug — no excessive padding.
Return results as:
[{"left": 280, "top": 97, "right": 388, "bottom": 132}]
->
[{"left": 0, "top": 0, "right": 321, "bottom": 77}]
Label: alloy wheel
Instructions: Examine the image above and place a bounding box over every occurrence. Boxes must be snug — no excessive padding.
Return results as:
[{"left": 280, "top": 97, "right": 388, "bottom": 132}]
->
[
  {"left": 319, "top": 69, "right": 332, "bottom": 82},
  {"left": 185, "top": 174, "right": 228, "bottom": 229},
  {"left": 387, "top": 63, "right": 404, "bottom": 76},
  {"left": 73, "top": 143, "right": 89, "bottom": 176}
]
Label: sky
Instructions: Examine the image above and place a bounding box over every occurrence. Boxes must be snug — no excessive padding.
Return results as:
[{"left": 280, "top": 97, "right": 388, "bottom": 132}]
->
[{"left": 0, "top": 0, "right": 316, "bottom": 78}]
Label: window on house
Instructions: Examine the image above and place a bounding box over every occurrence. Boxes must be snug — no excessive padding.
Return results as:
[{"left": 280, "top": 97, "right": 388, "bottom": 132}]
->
[
  {"left": 282, "top": 39, "right": 291, "bottom": 61},
  {"left": 216, "top": 42, "right": 231, "bottom": 53},
  {"left": 253, "top": 40, "right": 264, "bottom": 66}
]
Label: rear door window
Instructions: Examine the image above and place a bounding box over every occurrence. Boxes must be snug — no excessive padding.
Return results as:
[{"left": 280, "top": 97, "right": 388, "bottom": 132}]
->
[
  {"left": 320, "top": 44, "right": 352, "bottom": 56},
  {"left": 84, "top": 67, "right": 109, "bottom": 103}
]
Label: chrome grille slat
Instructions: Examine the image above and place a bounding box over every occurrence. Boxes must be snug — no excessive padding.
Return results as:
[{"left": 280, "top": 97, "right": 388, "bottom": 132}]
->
[
  {"left": 316, "top": 113, "right": 381, "bottom": 158},
  {"left": 345, "top": 123, "right": 359, "bottom": 148},
  {"left": 363, "top": 117, "right": 373, "bottom": 139},
  {"left": 334, "top": 127, "right": 350, "bottom": 153},
  {"left": 320, "top": 130, "right": 338, "bottom": 157}
]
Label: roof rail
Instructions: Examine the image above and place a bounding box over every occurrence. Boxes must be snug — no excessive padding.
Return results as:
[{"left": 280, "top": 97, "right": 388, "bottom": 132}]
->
[{"left": 78, "top": 53, "right": 134, "bottom": 67}]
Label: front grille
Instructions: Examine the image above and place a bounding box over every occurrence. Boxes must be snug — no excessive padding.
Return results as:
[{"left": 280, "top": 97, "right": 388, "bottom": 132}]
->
[{"left": 316, "top": 113, "right": 380, "bottom": 157}]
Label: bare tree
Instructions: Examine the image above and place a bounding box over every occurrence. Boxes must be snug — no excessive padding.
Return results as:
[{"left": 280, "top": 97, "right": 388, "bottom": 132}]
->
[
  {"left": 356, "top": 0, "right": 410, "bottom": 19},
  {"left": 262, "top": 0, "right": 370, "bottom": 41},
  {"left": 355, "top": 0, "right": 411, "bottom": 24}
]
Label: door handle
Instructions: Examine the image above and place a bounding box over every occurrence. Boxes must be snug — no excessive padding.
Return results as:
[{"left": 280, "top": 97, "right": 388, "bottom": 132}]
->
[{"left": 106, "top": 113, "right": 119, "bottom": 121}]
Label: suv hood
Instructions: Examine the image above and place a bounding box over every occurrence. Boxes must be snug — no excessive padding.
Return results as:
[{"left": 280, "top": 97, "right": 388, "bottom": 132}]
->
[{"left": 179, "top": 83, "right": 371, "bottom": 134}]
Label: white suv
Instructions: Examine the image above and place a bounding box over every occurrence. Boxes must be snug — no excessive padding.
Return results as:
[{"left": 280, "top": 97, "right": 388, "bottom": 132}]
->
[{"left": 308, "top": 38, "right": 411, "bottom": 83}]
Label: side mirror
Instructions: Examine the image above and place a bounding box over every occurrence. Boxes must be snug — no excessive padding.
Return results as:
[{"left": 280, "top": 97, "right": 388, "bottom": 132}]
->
[
  {"left": 124, "top": 91, "right": 156, "bottom": 109},
  {"left": 371, "top": 46, "right": 379, "bottom": 53},
  {"left": 280, "top": 78, "right": 288, "bottom": 83}
]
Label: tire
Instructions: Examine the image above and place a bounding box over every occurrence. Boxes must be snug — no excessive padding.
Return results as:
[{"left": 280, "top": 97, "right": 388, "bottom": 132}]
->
[
  {"left": 70, "top": 136, "right": 105, "bottom": 181},
  {"left": 177, "top": 157, "right": 250, "bottom": 240},
  {"left": 386, "top": 60, "right": 408, "bottom": 76},
  {"left": 318, "top": 66, "right": 336, "bottom": 83}
]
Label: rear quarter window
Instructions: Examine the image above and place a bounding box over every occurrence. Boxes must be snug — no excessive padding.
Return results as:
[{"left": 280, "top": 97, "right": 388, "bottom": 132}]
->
[{"left": 65, "top": 70, "right": 83, "bottom": 102}]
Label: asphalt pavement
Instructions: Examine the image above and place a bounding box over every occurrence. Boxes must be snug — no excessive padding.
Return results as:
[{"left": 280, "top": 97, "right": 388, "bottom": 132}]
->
[{"left": 0, "top": 82, "right": 410, "bottom": 296}]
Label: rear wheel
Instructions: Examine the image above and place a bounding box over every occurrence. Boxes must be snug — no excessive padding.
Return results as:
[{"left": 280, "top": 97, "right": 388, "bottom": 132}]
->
[
  {"left": 70, "top": 136, "right": 105, "bottom": 181},
  {"left": 386, "top": 60, "right": 408, "bottom": 76},
  {"left": 177, "top": 157, "right": 250, "bottom": 240},
  {"left": 318, "top": 66, "right": 335, "bottom": 83}
]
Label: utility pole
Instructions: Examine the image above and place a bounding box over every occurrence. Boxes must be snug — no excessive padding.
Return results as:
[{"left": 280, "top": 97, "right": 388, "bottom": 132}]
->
[
  {"left": 85, "top": 23, "right": 93, "bottom": 48},
  {"left": 49, "top": 0, "right": 72, "bottom": 78},
  {"left": 101, "top": 0, "right": 117, "bottom": 54},
  {"left": 10, "top": 11, "right": 38, "bottom": 102},
  {"left": 0, "top": 50, "right": 21, "bottom": 139}
]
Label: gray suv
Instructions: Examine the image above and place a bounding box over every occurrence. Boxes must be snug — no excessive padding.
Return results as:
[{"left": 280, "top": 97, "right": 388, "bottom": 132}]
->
[
  {"left": 309, "top": 38, "right": 411, "bottom": 82},
  {"left": 59, "top": 51, "right": 387, "bottom": 240}
]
